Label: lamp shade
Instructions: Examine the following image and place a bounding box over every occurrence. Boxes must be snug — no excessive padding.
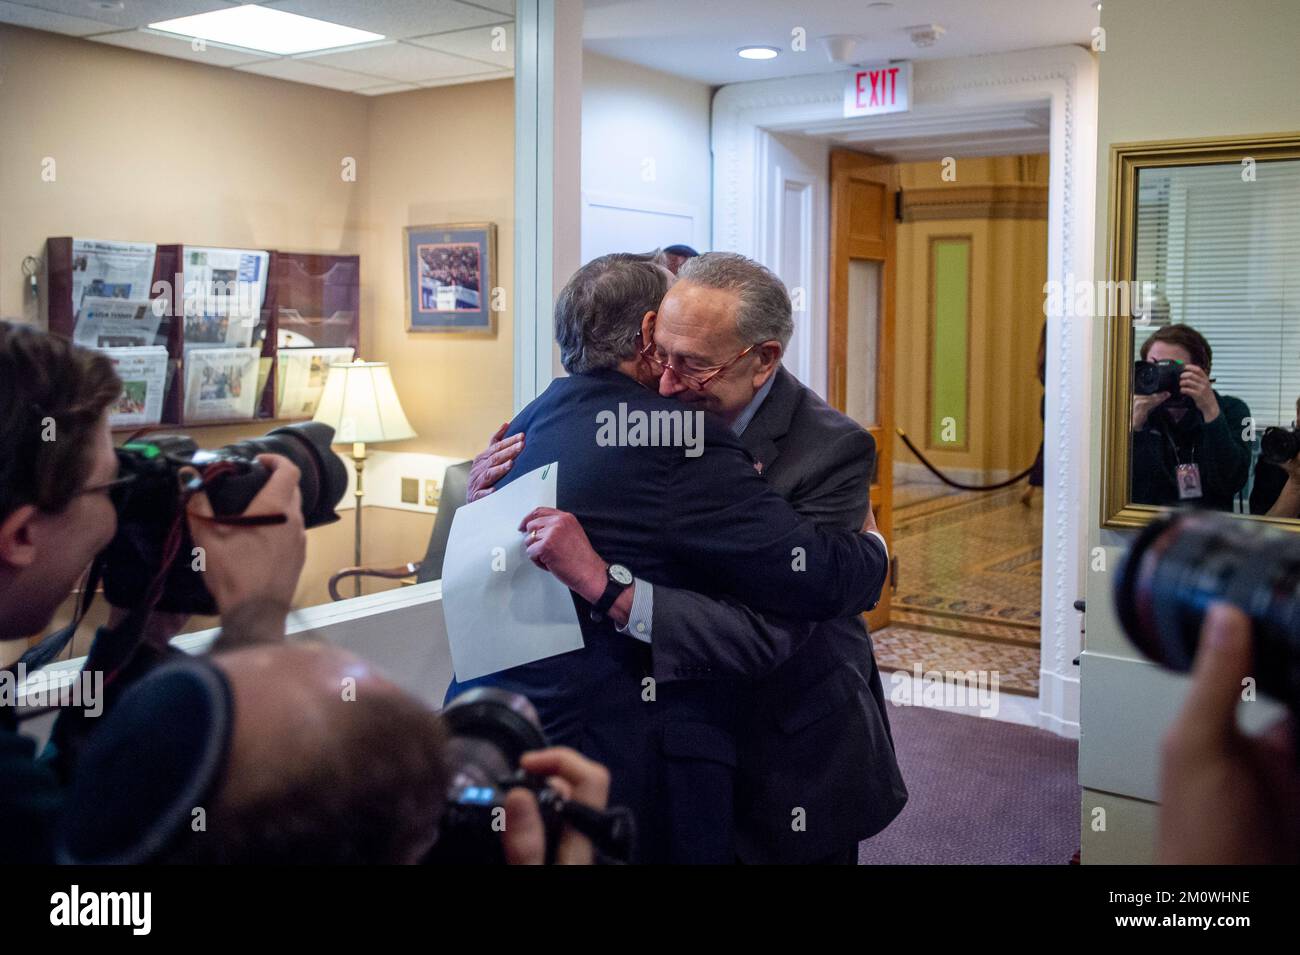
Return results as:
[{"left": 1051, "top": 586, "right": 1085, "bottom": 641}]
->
[{"left": 312, "top": 361, "right": 416, "bottom": 445}]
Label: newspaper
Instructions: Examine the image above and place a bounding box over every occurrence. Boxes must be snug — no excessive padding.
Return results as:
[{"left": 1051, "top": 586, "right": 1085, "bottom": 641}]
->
[
  {"left": 275, "top": 347, "right": 354, "bottom": 418},
  {"left": 182, "top": 247, "right": 269, "bottom": 350},
  {"left": 73, "top": 297, "right": 163, "bottom": 348},
  {"left": 69, "top": 240, "right": 157, "bottom": 318},
  {"left": 182, "top": 346, "right": 261, "bottom": 422},
  {"left": 102, "top": 347, "right": 168, "bottom": 429}
]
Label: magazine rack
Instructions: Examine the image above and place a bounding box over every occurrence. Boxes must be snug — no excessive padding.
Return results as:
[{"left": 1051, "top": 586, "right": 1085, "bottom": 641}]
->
[{"left": 46, "top": 238, "right": 362, "bottom": 429}]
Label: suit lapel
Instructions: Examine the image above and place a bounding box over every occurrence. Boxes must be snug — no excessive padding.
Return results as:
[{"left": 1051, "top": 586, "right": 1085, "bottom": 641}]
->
[{"left": 740, "top": 367, "right": 801, "bottom": 475}]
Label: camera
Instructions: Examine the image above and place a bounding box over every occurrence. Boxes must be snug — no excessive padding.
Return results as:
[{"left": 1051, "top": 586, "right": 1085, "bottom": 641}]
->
[
  {"left": 1134, "top": 358, "right": 1184, "bottom": 396},
  {"left": 1261, "top": 426, "right": 1300, "bottom": 466},
  {"left": 1114, "top": 510, "right": 1300, "bottom": 707},
  {"left": 102, "top": 420, "right": 348, "bottom": 615},
  {"left": 425, "top": 687, "right": 635, "bottom": 864}
]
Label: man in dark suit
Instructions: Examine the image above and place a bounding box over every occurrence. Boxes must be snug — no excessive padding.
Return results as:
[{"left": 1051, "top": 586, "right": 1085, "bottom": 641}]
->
[
  {"left": 446, "top": 254, "right": 889, "bottom": 864},
  {"left": 471, "top": 252, "right": 906, "bottom": 864}
]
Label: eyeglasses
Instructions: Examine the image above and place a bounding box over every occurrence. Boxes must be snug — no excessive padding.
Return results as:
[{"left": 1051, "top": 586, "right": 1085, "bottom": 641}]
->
[
  {"left": 639, "top": 323, "right": 760, "bottom": 392},
  {"left": 77, "top": 474, "right": 136, "bottom": 498}
]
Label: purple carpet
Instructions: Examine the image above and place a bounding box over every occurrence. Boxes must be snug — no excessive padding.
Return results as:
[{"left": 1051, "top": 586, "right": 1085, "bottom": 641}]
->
[{"left": 857, "top": 705, "right": 1080, "bottom": 865}]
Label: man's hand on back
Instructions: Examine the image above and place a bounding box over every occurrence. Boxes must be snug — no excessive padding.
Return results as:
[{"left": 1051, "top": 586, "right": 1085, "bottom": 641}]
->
[{"left": 468, "top": 422, "right": 525, "bottom": 502}]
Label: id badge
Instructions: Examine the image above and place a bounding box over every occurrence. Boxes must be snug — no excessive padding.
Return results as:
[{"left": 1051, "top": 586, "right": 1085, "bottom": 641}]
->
[{"left": 1176, "top": 462, "right": 1203, "bottom": 500}]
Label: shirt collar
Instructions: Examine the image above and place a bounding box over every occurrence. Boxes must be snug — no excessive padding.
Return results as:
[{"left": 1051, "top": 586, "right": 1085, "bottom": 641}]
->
[{"left": 731, "top": 373, "right": 777, "bottom": 436}]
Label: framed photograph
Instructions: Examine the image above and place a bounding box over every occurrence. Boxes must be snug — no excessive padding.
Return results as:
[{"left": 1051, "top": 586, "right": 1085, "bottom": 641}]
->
[{"left": 404, "top": 222, "right": 496, "bottom": 336}]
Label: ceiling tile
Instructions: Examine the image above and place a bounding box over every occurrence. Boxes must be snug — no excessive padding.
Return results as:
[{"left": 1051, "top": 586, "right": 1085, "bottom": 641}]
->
[
  {"left": 0, "top": 0, "right": 127, "bottom": 35},
  {"left": 235, "top": 57, "right": 376, "bottom": 91},
  {"left": 298, "top": 39, "right": 498, "bottom": 83},
  {"left": 9, "top": 0, "right": 236, "bottom": 31},
  {"left": 264, "top": 0, "right": 506, "bottom": 40},
  {"left": 89, "top": 27, "right": 272, "bottom": 66},
  {"left": 355, "top": 81, "right": 420, "bottom": 96},
  {"left": 467, "top": 0, "right": 513, "bottom": 14},
  {"left": 408, "top": 22, "right": 512, "bottom": 68},
  {"left": 418, "top": 69, "right": 510, "bottom": 90}
]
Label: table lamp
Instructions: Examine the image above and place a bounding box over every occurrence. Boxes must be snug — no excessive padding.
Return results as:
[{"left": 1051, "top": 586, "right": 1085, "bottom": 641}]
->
[{"left": 312, "top": 361, "right": 416, "bottom": 596}]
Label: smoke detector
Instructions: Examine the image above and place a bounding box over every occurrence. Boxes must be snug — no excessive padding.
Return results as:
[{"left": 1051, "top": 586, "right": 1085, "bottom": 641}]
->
[
  {"left": 820, "top": 34, "right": 866, "bottom": 65},
  {"left": 904, "top": 24, "right": 946, "bottom": 48}
]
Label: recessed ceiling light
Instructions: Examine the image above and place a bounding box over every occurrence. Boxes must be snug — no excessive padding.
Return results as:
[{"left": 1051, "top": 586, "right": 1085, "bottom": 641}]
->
[
  {"left": 737, "top": 45, "right": 781, "bottom": 60},
  {"left": 148, "top": 4, "right": 384, "bottom": 56}
]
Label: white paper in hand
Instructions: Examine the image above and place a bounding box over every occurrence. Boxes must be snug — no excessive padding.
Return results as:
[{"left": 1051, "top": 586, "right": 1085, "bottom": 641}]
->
[{"left": 440, "top": 462, "right": 584, "bottom": 681}]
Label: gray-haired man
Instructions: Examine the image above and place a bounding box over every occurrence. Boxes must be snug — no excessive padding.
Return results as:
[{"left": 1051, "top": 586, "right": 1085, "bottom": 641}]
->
[
  {"left": 449, "top": 253, "right": 890, "bottom": 863},
  {"left": 472, "top": 252, "right": 906, "bottom": 863}
]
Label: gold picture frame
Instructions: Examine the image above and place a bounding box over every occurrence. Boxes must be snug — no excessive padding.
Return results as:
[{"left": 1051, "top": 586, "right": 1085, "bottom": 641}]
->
[
  {"left": 403, "top": 222, "right": 497, "bottom": 337},
  {"left": 1100, "top": 131, "right": 1300, "bottom": 529}
]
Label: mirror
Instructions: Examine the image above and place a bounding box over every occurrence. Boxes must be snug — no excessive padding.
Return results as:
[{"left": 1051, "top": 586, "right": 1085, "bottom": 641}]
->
[{"left": 1101, "top": 133, "right": 1300, "bottom": 528}]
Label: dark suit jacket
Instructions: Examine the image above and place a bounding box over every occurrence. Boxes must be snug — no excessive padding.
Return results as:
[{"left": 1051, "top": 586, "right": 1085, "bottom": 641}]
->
[
  {"left": 650, "top": 367, "right": 908, "bottom": 862},
  {"left": 444, "top": 368, "right": 889, "bottom": 863}
]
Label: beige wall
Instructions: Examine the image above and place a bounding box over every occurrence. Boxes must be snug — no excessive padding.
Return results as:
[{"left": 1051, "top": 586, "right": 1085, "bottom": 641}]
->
[
  {"left": 893, "top": 155, "right": 1048, "bottom": 478},
  {"left": 0, "top": 25, "right": 513, "bottom": 662},
  {"left": 1080, "top": 0, "right": 1300, "bottom": 863},
  {"left": 364, "top": 80, "right": 514, "bottom": 459}
]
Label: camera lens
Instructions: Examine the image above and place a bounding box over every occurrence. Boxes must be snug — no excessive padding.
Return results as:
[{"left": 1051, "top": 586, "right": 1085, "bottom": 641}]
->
[
  {"left": 1133, "top": 360, "right": 1159, "bottom": 396},
  {"left": 1261, "top": 426, "right": 1300, "bottom": 467},
  {"left": 217, "top": 421, "right": 348, "bottom": 528},
  {"left": 1114, "top": 511, "right": 1300, "bottom": 704}
]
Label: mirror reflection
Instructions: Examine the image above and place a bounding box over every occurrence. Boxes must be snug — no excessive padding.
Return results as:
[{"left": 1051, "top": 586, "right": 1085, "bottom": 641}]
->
[{"left": 1128, "top": 158, "right": 1300, "bottom": 517}]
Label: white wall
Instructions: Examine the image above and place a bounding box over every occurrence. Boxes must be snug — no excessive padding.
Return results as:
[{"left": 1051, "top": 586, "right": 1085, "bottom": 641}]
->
[
  {"left": 580, "top": 51, "right": 712, "bottom": 262},
  {"left": 1080, "top": 0, "right": 1300, "bottom": 863}
]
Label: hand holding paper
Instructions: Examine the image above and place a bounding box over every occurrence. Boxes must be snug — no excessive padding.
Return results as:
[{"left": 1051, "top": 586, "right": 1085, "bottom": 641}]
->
[{"left": 440, "top": 462, "right": 584, "bottom": 681}]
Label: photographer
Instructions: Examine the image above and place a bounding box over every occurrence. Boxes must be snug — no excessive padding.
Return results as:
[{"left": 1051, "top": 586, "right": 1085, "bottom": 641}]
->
[
  {"left": 56, "top": 641, "right": 611, "bottom": 864},
  {"left": 0, "top": 321, "right": 303, "bottom": 862},
  {"left": 1131, "top": 324, "right": 1251, "bottom": 511},
  {"left": 1248, "top": 398, "right": 1300, "bottom": 518}
]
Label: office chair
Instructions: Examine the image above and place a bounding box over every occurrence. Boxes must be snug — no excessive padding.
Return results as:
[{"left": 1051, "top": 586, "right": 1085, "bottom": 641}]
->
[{"left": 327, "top": 460, "right": 471, "bottom": 600}]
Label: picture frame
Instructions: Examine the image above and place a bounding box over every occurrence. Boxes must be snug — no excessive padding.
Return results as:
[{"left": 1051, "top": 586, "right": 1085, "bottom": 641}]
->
[{"left": 403, "top": 222, "right": 496, "bottom": 336}]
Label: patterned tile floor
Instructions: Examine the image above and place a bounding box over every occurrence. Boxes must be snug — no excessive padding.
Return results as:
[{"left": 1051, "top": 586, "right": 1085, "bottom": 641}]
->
[{"left": 876, "top": 481, "right": 1043, "bottom": 696}]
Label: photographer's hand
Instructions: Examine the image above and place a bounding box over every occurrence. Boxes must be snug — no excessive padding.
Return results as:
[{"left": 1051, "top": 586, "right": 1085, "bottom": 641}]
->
[
  {"left": 1157, "top": 604, "right": 1300, "bottom": 864},
  {"left": 186, "top": 454, "right": 306, "bottom": 646},
  {"left": 1132, "top": 392, "right": 1170, "bottom": 431},
  {"left": 502, "top": 747, "right": 612, "bottom": 865},
  {"left": 1179, "top": 364, "right": 1220, "bottom": 423}
]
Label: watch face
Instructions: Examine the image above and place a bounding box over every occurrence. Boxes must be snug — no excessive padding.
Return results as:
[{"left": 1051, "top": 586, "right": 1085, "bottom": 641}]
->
[{"left": 609, "top": 564, "right": 633, "bottom": 586}]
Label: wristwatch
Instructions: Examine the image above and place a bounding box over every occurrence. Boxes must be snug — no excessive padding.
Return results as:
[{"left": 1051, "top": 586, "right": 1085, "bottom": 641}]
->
[{"left": 590, "top": 563, "right": 634, "bottom": 621}]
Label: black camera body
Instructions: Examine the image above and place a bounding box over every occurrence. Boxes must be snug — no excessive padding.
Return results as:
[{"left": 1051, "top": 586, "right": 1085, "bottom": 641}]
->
[
  {"left": 425, "top": 687, "right": 635, "bottom": 865},
  {"left": 102, "top": 421, "right": 347, "bottom": 615},
  {"left": 1134, "top": 358, "right": 1185, "bottom": 396},
  {"left": 1260, "top": 426, "right": 1300, "bottom": 467}
]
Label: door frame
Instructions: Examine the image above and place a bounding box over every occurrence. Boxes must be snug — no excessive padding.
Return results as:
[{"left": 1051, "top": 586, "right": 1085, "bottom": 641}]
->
[{"left": 711, "top": 45, "right": 1098, "bottom": 738}]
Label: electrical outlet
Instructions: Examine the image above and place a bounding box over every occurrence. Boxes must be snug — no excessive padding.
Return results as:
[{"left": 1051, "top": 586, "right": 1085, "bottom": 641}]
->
[
  {"left": 400, "top": 477, "right": 419, "bottom": 505},
  {"left": 424, "top": 478, "right": 440, "bottom": 507}
]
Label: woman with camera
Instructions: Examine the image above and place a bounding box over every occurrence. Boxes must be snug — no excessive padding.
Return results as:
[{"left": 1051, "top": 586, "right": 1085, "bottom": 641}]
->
[{"left": 1131, "top": 324, "right": 1252, "bottom": 511}]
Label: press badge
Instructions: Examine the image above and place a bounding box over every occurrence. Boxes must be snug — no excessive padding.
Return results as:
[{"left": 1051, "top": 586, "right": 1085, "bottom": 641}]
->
[{"left": 1176, "top": 463, "right": 1203, "bottom": 500}]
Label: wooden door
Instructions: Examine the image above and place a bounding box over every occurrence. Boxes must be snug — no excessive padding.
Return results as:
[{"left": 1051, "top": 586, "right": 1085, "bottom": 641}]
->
[{"left": 829, "top": 148, "right": 896, "bottom": 632}]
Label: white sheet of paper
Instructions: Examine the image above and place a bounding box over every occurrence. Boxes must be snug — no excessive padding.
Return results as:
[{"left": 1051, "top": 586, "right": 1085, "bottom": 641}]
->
[{"left": 440, "top": 461, "right": 584, "bottom": 681}]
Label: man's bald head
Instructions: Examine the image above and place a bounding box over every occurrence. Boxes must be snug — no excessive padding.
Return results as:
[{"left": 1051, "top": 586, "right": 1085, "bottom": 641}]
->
[{"left": 168, "top": 642, "right": 448, "bottom": 864}]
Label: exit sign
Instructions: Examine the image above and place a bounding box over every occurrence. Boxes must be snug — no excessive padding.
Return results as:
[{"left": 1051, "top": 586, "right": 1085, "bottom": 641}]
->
[{"left": 843, "top": 62, "right": 912, "bottom": 117}]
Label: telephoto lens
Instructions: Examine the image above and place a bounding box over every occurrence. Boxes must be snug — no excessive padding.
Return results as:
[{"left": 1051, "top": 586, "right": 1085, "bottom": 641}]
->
[
  {"left": 1114, "top": 510, "right": 1300, "bottom": 705},
  {"left": 1261, "top": 426, "right": 1300, "bottom": 467}
]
